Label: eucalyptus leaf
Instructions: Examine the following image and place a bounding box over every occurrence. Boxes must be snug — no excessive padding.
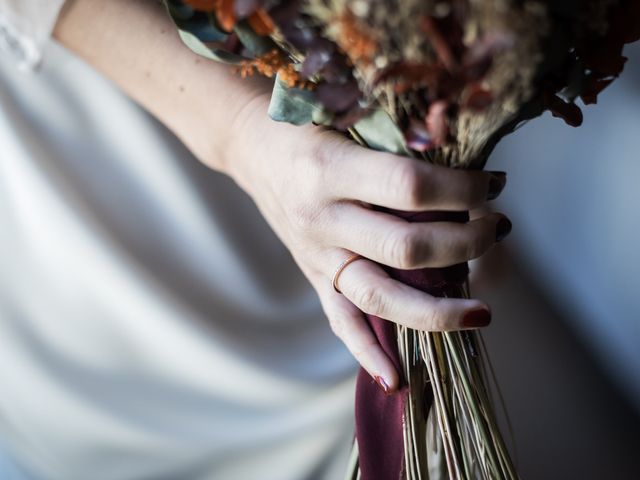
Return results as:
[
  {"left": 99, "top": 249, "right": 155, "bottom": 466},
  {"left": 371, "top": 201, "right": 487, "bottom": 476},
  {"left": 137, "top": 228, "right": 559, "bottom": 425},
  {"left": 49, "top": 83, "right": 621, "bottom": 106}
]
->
[
  {"left": 180, "top": 15, "right": 229, "bottom": 42},
  {"left": 268, "top": 75, "right": 333, "bottom": 125},
  {"left": 163, "top": 2, "right": 229, "bottom": 42},
  {"left": 177, "top": 29, "right": 245, "bottom": 64},
  {"left": 352, "top": 109, "right": 410, "bottom": 156},
  {"left": 235, "top": 21, "right": 277, "bottom": 57}
]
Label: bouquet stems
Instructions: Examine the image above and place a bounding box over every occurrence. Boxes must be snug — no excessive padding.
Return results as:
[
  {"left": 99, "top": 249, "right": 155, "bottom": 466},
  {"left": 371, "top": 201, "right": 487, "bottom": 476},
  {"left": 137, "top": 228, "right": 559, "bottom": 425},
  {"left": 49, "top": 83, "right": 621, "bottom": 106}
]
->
[{"left": 345, "top": 122, "right": 518, "bottom": 479}]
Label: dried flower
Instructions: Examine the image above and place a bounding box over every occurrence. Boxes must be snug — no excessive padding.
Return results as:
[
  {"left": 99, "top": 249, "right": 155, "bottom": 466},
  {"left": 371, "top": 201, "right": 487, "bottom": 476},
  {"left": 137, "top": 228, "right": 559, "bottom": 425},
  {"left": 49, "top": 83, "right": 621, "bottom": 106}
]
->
[
  {"left": 332, "top": 9, "right": 378, "bottom": 64},
  {"left": 235, "top": 49, "right": 309, "bottom": 88}
]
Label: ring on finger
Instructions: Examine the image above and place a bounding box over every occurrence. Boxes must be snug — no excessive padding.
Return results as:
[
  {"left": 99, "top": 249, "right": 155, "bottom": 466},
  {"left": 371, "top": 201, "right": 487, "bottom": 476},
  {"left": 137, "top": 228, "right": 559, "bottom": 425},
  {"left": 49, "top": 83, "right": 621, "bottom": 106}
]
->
[{"left": 332, "top": 253, "right": 365, "bottom": 294}]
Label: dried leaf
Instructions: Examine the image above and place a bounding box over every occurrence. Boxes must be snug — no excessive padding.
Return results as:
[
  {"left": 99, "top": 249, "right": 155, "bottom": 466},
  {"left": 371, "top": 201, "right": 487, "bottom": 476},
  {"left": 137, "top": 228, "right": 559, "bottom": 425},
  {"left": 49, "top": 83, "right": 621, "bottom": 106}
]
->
[
  {"left": 315, "top": 80, "right": 361, "bottom": 112},
  {"left": 546, "top": 93, "right": 583, "bottom": 127},
  {"left": 462, "top": 84, "right": 493, "bottom": 111},
  {"left": 301, "top": 42, "right": 335, "bottom": 78},
  {"left": 580, "top": 77, "right": 614, "bottom": 105},
  {"left": 420, "top": 16, "right": 457, "bottom": 71},
  {"left": 247, "top": 9, "right": 275, "bottom": 36},
  {"left": 462, "top": 33, "right": 513, "bottom": 81},
  {"left": 216, "top": 0, "right": 236, "bottom": 31}
]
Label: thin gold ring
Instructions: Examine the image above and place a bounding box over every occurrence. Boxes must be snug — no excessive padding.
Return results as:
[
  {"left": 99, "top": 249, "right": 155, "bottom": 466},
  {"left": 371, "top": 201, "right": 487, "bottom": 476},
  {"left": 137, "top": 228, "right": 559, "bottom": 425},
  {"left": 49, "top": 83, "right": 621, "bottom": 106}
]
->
[{"left": 332, "top": 253, "right": 364, "bottom": 294}]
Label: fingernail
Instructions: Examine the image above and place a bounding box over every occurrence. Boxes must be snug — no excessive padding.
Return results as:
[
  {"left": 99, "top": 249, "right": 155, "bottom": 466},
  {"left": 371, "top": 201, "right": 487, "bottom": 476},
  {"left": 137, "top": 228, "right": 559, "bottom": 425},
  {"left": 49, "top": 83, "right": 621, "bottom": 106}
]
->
[
  {"left": 462, "top": 308, "right": 492, "bottom": 328},
  {"left": 496, "top": 216, "right": 512, "bottom": 242},
  {"left": 487, "top": 172, "right": 507, "bottom": 200},
  {"left": 374, "top": 375, "right": 391, "bottom": 395}
]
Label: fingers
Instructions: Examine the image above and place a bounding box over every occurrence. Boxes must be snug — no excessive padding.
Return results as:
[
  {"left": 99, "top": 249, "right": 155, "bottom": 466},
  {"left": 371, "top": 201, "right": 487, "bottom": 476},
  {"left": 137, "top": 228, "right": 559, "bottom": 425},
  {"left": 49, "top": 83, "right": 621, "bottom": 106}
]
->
[
  {"left": 317, "top": 281, "right": 400, "bottom": 392},
  {"left": 326, "top": 202, "right": 512, "bottom": 269},
  {"left": 331, "top": 254, "right": 492, "bottom": 332},
  {"left": 325, "top": 141, "right": 506, "bottom": 211}
]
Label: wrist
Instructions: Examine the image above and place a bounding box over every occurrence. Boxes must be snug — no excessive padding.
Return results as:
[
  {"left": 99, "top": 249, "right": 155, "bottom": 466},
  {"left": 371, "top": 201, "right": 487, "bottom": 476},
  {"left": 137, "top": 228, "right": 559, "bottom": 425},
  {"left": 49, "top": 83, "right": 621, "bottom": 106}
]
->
[
  {"left": 220, "top": 89, "right": 273, "bottom": 190},
  {"left": 170, "top": 74, "right": 274, "bottom": 178}
]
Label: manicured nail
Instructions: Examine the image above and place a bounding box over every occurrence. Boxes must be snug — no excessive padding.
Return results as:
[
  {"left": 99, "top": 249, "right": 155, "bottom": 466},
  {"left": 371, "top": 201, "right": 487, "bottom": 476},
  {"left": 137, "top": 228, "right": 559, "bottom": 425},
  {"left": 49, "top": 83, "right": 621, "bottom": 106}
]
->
[
  {"left": 496, "top": 216, "right": 512, "bottom": 242},
  {"left": 374, "top": 375, "right": 391, "bottom": 395},
  {"left": 462, "top": 308, "right": 492, "bottom": 328},
  {"left": 487, "top": 172, "right": 507, "bottom": 200}
]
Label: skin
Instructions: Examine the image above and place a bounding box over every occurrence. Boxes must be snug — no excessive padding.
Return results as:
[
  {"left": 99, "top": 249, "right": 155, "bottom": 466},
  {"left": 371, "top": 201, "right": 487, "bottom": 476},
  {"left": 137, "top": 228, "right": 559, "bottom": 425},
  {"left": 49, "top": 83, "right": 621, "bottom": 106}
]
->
[{"left": 53, "top": 0, "right": 511, "bottom": 392}]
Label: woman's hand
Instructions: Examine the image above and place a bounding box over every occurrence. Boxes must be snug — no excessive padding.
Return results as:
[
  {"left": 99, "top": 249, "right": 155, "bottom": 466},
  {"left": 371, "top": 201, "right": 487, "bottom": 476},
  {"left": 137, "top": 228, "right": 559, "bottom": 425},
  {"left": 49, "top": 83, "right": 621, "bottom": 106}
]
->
[
  {"left": 226, "top": 95, "right": 511, "bottom": 393},
  {"left": 54, "top": 0, "right": 510, "bottom": 393}
]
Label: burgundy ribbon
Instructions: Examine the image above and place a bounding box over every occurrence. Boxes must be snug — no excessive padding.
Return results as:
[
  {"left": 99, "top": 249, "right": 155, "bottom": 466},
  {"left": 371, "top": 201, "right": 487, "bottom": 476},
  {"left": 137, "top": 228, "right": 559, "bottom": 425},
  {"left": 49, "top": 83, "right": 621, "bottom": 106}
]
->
[{"left": 354, "top": 210, "right": 469, "bottom": 480}]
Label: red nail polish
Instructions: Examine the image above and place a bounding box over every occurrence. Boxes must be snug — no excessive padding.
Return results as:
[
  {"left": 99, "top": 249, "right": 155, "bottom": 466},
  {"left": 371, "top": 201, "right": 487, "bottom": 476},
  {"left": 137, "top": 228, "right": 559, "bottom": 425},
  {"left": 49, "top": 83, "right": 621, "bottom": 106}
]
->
[
  {"left": 462, "top": 308, "right": 491, "bottom": 328},
  {"left": 374, "top": 375, "right": 391, "bottom": 394}
]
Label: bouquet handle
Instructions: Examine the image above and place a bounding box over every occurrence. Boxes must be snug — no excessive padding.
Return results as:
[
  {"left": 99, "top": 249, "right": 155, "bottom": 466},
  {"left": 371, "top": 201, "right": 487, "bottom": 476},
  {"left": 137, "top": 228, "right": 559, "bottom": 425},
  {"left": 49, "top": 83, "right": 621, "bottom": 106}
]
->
[{"left": 355, "top": 210, "right": 470, "bottom": 480}]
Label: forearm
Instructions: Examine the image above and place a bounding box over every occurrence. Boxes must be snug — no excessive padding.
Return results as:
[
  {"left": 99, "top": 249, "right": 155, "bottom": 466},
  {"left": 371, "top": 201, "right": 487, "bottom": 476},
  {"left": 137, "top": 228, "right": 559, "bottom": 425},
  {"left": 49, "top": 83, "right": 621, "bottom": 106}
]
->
[{"left": 52, "top": 0, "right": 272, "bottom": 173}]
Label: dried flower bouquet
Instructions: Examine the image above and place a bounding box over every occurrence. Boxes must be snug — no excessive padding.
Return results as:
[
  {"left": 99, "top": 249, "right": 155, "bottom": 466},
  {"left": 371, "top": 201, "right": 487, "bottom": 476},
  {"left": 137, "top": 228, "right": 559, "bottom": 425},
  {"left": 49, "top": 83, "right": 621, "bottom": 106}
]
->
[{"left": 162, "top": 0, "right": 639, "bottom": 478}]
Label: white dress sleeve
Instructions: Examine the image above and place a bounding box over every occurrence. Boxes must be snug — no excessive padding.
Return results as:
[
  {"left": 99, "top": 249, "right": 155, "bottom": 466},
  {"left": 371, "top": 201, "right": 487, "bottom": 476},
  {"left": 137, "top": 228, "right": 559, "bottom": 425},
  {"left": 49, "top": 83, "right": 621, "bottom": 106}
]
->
[{"left": 0, "top": 0, "right": 66, "bottom": 69}]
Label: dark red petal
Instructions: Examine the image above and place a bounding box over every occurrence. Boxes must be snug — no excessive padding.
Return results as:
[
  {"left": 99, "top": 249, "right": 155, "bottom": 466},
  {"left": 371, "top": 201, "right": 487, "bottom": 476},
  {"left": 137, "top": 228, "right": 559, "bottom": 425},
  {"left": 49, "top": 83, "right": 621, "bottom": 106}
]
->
[
  {"left": 315, "top": 80, "right": 361, "bottom": 112},
  {"left": 300, "top": 41, "right": 336, "bottom": 78},
  {"left": 580, "top": 77, "right": 614, "bottom": 105},
  {"left": 220, "top": 31, "right": 241, "bottom": 53},
  {"left": 332, "top": 106, "right": 369, "bottom": 130},
  {"left": 610, "top": 0, "right": 640, "bottom": 44},
  {"left": 462, "top": 33, "right": 513, "bottom": 81},
  {"left": 419, "top": 16, "right": 457, "bottom": 71},
  {"left": 247, "top": 9, "right": 275, "bottom": 36},
  {"left": 583, "top": 49, "right": 627, "bottom": 78},
  {"left": 463, "top": 84, "right": 493, "bottom": 111},
  {"left": 546, "top": 93, "right": 583, "bottom": 127}
]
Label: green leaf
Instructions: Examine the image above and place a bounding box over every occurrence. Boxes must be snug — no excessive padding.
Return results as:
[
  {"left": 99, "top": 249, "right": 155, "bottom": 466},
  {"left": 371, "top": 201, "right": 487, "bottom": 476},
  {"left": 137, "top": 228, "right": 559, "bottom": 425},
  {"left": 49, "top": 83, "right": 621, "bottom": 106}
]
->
[
  {"left": 268, "top": 75, "right": 333, "bottom": 125},
  {"left": 177, "top": 29, "right": 245, "bottom": 64},
  {"left": 235, "top": 21, "right": 277, "bottom": 57},
  {"left": 351, "top": 109, "right": 410, "bottom": 155}
]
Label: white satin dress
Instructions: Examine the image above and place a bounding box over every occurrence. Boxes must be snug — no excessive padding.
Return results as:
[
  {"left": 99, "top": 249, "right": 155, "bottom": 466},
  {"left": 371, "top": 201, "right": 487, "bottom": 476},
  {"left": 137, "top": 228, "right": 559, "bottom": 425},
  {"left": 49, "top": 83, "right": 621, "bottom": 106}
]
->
[{"left": 0, "top": 2, "right": 358, "bottom": 479}]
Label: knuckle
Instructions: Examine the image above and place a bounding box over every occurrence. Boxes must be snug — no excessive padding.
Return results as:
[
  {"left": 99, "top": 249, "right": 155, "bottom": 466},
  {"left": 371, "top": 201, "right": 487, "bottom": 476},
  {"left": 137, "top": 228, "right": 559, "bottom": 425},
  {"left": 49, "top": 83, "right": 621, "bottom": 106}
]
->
[
  {"left": 307, "top": 132, "right": 337, "bottom": 168},
  {"left": 391, "top": 162, "right": 424, "bottom": 207},
  {"left": 444, "top": 171, "right": 482, "bottom": 209},
  {"left": 464, "top": 175, "right": 487, "bottom": 207},
  {"left": 353, "top": 283, "right": 385, "bottom": 315},
  {"left": 460, "top": 188, "right": 479, "bottom": 208},
  {"left": 299, "top": 136, "right": 345, "bottom": 202},
  {"left": 290, "top": 200, "right": 331, "bottom": 238},
  {"left": 385, "top": 228, "right": 421, "bottom": 268},
  {"left": 290, "top": 204, "right": 316, "bottom": 231},
  {"left": 463, "top": 229, "right": 483, "bottom": 260},
  {"left": 453, "top": 181, "right": 479, "bottom": 209},
  {"left": 468, "top": 221, "right": 494, "bottom": 258},
  {"left": 308, "top": 133, "right": 350, "bottom": 177}
]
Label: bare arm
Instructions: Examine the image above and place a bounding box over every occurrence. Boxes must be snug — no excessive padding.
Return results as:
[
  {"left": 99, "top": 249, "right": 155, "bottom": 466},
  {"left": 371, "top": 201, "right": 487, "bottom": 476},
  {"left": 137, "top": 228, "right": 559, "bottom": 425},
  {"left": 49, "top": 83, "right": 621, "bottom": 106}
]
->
[
  {"left": 53, "top": 0, "right": 271, "bottom": 173},
  {"left": 52, "top": 0, "right": 511, "bottom": 393}
]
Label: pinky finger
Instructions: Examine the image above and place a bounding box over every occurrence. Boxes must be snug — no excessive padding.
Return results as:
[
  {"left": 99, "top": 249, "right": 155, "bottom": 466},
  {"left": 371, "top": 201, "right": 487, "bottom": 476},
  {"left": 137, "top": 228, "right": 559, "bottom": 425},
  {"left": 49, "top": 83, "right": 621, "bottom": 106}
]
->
[{"left": 317, "top": 281, "right": 399, "bottom": 393}]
